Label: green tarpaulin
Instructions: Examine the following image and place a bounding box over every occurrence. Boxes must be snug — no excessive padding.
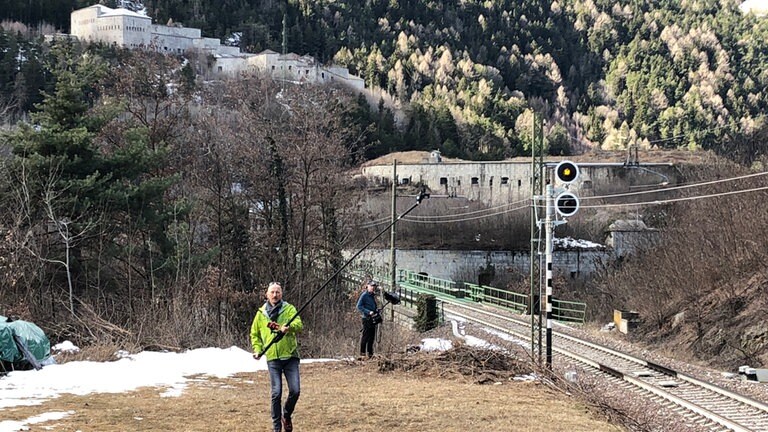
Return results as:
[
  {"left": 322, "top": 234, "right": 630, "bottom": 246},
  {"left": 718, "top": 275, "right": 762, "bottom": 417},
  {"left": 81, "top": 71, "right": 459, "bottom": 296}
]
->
[{"left": 0, "top": 316, "right": 51, "bottom": 370}]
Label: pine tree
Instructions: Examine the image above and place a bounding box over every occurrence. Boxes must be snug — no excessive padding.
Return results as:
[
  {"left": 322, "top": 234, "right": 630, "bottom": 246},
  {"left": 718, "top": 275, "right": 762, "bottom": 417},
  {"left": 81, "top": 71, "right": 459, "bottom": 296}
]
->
[{"left": 8, "top": 42, "right": 181, "bottom": 310}]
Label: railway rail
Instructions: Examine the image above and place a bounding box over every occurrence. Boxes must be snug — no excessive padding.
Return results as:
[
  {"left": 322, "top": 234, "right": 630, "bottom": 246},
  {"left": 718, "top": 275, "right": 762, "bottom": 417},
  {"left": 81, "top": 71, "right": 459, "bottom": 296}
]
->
[{"left": 441, "top": 301, "right": 768, "bottom": 432}]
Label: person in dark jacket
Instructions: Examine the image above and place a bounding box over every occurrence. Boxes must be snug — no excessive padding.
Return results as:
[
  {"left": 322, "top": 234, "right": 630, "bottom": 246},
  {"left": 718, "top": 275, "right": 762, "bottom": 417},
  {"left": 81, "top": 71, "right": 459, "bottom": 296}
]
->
[
  {"left": 251, "top": 282, "right": 303, "bottom": 432},
  {"left": 356, "top": 280, "right": 380, "bottom": 358}
]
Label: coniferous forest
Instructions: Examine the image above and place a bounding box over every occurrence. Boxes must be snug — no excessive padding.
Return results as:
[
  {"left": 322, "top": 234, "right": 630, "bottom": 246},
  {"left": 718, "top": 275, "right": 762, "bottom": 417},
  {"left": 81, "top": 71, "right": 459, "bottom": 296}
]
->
[
  {"left": 3, "top": 0, "right": 768, "bottom": 163},
  {"left": 2, "top": 1, "right": 768, "bottom": 365}
]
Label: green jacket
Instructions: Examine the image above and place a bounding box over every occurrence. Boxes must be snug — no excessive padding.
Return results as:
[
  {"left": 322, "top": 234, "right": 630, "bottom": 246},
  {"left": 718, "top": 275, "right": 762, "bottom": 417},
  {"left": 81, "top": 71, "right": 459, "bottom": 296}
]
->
[{"left": 250, "top": 301, "right": 303, "bottom": 361}]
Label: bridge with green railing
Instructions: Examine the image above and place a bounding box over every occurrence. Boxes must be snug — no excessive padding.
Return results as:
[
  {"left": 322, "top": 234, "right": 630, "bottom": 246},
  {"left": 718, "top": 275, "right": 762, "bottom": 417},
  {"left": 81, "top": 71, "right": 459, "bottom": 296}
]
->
[{"left": 344, "top": 263, "right": 586, "bottom": 324}]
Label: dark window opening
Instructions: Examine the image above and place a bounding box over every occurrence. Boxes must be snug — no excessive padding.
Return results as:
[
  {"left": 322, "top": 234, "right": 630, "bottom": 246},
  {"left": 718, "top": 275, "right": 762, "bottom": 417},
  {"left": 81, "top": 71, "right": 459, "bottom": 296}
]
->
[
  {"left": 518, "top": 179, "right": 522, "bottom": 187},
  {"left": 471, "top": 177, "right": 479, "bottom": 185},
  {"left": 501, "top": 177, "right": 509, "bottom": 185},
  {"left": 439, "top": 177, "right": 448, "bottom": 185}
]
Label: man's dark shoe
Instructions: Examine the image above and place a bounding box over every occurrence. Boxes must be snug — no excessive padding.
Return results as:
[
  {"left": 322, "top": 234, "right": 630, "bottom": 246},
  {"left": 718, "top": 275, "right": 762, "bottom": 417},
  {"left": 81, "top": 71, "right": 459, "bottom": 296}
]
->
[{"left": 282, "top": 417, "right": 293, "bottom": 432}]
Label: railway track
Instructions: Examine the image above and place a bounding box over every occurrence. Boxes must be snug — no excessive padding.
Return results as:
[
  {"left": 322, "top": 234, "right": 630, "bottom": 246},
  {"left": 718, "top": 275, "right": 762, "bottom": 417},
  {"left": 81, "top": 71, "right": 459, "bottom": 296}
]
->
[{"left": 440, "top": 301, "right": 768, "bottom": 432}]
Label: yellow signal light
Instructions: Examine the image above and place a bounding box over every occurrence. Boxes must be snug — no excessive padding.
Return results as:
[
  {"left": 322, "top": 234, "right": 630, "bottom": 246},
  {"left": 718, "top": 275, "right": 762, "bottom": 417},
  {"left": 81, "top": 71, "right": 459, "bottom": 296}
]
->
[{"left": 555, "top": 161, "right": 579, "bottom": 184}]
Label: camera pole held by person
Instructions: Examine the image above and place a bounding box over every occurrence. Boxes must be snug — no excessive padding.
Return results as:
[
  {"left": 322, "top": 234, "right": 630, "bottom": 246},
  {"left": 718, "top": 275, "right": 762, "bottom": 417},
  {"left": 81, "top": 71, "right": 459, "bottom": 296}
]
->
[
  {"left": 251, "top": 282, "right": 303, "bottom": 432},
  {"left": 356, "top": 280, "right": 381, "bottom": 359}
]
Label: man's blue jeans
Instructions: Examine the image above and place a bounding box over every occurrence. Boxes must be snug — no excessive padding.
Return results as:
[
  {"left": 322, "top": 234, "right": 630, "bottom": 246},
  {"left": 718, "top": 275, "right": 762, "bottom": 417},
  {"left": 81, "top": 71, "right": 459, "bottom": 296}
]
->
[{"left": 267, "top": 357, "right": 300, "bottom": 431}]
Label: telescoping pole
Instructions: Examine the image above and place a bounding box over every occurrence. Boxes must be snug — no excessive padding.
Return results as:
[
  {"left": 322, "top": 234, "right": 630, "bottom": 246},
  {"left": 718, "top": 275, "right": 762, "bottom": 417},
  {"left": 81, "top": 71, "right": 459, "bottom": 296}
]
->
[{"left": 257, "top": 189, "right": 430, "bottom": 358}]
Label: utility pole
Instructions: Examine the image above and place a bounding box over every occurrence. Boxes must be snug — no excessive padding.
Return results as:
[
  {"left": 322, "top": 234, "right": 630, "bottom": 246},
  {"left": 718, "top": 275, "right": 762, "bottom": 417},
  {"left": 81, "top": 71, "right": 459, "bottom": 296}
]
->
[
  {"left": 281, "top": 13, "right": 288, "bottom": 55},
  {"left": 389, "top": 160, "right": 397, "bottom": 319},
  {"left": 530, "top": 112, "right": 544, "bottom": 362}
]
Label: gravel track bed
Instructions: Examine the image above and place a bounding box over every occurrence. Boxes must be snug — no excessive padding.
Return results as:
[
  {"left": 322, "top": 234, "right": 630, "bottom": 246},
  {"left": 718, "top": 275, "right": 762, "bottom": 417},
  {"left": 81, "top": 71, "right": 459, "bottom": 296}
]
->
[{"left": 446, "top": 303, "right": 767, "bottom": 432}]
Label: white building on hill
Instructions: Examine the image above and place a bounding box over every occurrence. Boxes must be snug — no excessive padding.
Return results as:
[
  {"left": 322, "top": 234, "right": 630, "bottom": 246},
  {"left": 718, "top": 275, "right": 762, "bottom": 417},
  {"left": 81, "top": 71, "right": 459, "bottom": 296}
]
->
[
  {"left": 71, "top": 5, "right": 240, "bottom": 55},
  {"left": 69, "top": 5, "right": 364, "bottom": 90},
  {"left": 240, "top": 50, "right": 364, "bottom": 88}
]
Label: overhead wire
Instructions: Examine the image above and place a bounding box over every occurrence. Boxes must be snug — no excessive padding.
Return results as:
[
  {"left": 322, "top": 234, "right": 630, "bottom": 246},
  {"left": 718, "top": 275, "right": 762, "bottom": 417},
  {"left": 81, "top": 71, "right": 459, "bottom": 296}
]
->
[
  {"left": 358, "top": 218, "right": 390, "bottom": 229},
  {"left": 359, "top": 168, "right": 768, "bottom": 227},
  {"left": 404, "top": 198, "right": 529, "bottom": 219},
  {"left": 528, "top": 170, "right": 768, "bottom": 211},
  {"left": 580, "top": 185, "right": 768, "bottom": 209},
  {"left": 401, "top": 203, "right": 531, "bottom": 224},
  {"left": 359, "top": 202, "right": 532, "bottom": 227},
  {"left": 357, "top": 198, "right": 529, "bottom": 228},
  {"left": 579, "top": 170, "right": 768, "bottom": 201}
]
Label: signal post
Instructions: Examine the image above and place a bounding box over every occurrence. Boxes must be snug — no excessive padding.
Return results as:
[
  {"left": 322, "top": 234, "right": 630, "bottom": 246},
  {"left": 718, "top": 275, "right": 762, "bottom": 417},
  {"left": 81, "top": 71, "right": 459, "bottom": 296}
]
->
[{"left": 543, "top": 161, "right": 579, "bottom": 368}]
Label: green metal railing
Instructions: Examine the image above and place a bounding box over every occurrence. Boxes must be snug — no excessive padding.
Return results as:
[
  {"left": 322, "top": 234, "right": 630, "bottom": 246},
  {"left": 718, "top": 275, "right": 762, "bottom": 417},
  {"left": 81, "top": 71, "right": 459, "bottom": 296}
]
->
[
  {"left": 464, "top": 282, "right": 528, "bottom": 314},
  {"left": 551, "top": 298, "right": 587, "bottom": 323},
  {"left": 398, "top": 269, "right": 586, "bottom": 324},
  {"left": 344, "top": 267, "right": 586, "bottom": 324},
  {"left": 399, "top": 270, "right": 467, "bottom": 299}
]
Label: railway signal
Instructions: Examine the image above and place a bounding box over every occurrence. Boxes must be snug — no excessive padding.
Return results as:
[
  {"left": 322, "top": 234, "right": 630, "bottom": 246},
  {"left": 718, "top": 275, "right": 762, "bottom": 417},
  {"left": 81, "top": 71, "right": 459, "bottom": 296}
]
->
[
  {"left": 554, "top": 160, "right": 580, "bottom": 217},
  {"left": 543, "top": 160, "right": 580, "bottom": 368}
]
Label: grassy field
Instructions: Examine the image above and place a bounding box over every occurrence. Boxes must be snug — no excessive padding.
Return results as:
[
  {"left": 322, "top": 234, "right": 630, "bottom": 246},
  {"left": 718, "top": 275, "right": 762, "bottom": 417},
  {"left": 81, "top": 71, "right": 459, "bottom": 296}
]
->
[{"left": 0, "top": 360, "right": 622, "bottom": 432}]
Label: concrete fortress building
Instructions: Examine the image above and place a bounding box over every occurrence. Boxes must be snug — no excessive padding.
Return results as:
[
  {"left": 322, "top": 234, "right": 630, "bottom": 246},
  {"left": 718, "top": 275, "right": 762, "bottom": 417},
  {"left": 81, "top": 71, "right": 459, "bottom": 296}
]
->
[
  {"left": 236, "top": 50, "right": 364, "bottom": 88},
  {"left": 360, "top": 151, "right": 680, "bottom": 207},
  {"left": 69, "top": 5, "right": 364, "bottom": 89},
  {"left": 70, "top": 5, "right": 238, "bottom": 55}
]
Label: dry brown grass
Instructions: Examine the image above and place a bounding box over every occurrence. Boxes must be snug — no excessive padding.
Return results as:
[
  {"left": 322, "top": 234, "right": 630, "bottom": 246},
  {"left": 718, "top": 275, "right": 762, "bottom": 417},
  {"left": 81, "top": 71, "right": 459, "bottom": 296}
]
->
[
  {"left": 52, "top": 343, "right": 134, "bottom": 363},
  {"left": 1, "top": 359, "right": 622, "bottom": 432}
]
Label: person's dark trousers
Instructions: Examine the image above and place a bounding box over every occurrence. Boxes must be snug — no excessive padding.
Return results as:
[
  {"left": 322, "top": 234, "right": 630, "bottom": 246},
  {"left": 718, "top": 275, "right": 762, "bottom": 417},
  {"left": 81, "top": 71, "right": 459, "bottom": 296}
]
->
[
  {"left": 360, "top": 318, "right": 377, "bottom": 357},
  {"left": 267, "top": 357, "right": 301, "bottom": 432}
]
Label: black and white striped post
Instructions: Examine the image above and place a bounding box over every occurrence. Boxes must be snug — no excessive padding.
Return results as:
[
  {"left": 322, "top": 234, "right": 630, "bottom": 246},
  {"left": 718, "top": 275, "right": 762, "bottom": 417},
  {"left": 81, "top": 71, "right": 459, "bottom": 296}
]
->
[{"left": 544, "top": 182, "right": 554, "bottom": 368}]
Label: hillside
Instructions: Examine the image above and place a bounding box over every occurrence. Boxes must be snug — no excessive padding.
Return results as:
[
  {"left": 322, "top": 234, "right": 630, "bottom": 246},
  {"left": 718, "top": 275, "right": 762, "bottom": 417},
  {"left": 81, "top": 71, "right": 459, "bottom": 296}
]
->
[{"left": 4, "top": 1, "right": 768, "bottom": 163}]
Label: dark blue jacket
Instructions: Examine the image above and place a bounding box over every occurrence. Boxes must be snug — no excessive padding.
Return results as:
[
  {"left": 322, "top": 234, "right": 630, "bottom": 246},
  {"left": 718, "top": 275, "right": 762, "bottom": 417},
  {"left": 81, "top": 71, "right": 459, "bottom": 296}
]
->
[{"left": 356, "top": 291, "right": 378, "bottom": 318}]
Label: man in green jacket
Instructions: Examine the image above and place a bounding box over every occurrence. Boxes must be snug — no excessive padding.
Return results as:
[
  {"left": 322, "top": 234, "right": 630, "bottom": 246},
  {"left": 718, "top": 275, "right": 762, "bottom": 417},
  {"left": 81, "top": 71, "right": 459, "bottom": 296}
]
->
[{"left": 251, "top": 282, "right": 303, "bottom": 432}]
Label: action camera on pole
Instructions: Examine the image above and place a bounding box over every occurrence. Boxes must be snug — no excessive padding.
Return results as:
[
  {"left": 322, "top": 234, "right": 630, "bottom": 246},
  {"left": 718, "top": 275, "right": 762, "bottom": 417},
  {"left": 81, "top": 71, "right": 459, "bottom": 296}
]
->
[
  {"left": 555, "top": 192, "right": 580, "bottom": 217},
  {"left": 555, "top": 160, "right": 579, "bottom": 184}
]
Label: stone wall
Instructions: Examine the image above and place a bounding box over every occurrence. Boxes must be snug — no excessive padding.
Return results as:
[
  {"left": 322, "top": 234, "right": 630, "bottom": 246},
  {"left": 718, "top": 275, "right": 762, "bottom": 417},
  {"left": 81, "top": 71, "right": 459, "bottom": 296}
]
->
[
  {"left": 361, "top": 161, "right": 679, "bottom": 206},
  {"left": 352, "top": 248, "right": 611, "bottom": 283}
]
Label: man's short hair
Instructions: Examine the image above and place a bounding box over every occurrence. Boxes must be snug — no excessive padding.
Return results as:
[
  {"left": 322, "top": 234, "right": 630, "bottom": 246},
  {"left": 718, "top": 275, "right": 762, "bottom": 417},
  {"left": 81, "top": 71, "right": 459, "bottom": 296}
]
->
[{"left": 268, "top": 282, "right": 282, "bottom": 291}]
